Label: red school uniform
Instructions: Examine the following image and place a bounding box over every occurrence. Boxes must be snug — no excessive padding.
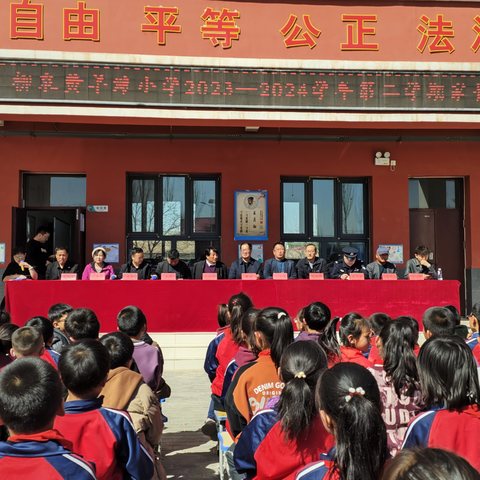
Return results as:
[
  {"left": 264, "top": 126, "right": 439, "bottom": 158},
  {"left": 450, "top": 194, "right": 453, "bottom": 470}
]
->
[{"left": 339, "top": 346, "right": 373, "bottom": 369}]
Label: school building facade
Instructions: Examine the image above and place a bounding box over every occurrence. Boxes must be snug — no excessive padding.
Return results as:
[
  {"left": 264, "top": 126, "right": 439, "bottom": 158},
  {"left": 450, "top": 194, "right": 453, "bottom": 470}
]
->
[{"left": 0, "top": 0, "right": 479, "bottom": 311}]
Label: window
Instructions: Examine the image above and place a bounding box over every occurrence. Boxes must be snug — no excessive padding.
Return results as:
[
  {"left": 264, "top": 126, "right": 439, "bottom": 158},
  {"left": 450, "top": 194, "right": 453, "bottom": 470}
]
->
[
  {"left": 281, "top": 177, "right": 369, "bottom": 262},
  {"left": 409, "top": 178, "right": 461, "bottom": 209},
  {"left": 24, "top": 174, "right": 86, "bottom": 207},
  {"left": 127, "top": 174, "right": 220, "bottom": 264}
]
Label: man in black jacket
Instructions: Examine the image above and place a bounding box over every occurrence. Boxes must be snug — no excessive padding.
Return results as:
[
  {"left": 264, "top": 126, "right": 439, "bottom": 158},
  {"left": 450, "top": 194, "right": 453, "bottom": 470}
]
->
[
  {"left": 155, "top": 249, "right": 192, "bottom": 279},
  {"left": 119, "top": 247, "right": 151, "bottom": 279},
  {"left": 296, "top": 243, "right": 327, "bottom": 279},
  {"left": 191, "top": 247, "right": 228, "bottom": 279}
]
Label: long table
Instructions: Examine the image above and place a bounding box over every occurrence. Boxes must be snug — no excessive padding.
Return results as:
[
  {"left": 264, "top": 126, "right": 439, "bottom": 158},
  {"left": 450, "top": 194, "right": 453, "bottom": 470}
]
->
[{"left": 4, "top": 279, "right": 460, "bottom": 332}]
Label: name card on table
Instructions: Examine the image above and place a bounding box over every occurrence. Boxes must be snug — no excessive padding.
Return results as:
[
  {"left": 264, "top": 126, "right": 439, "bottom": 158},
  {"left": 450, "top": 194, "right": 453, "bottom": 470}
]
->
[
  {"left": 349, "top": 273, "right": 365, "bottom": 281},
  {"left": 272, "top": 273, "right": 288, "bottom": 280},
  {"left": 161, "top": 273, "right": 177, "bottom": 280},
  {"left": 202, "top": 273, "right": 218, "bottom": 280},
  {"left": 382, "top": 273, "right": 398, "bottom": 281},
  {"left": 89, "top": 272, "right": 106, "bottom": 280},
  {"left": 122, "top": 273, "right": 138, "bottom": 280},
  {"left": 408, "top": 273, "right": 425, "bottom": 280},
  {"left": 61, "top": 273, "right": 77, "bottom": 281},
  {"left": 309, "top": 273, "right": 325, "bottom": 280},
  {"left": 241, "top": 273, "right": 258, "bottom": 280}
]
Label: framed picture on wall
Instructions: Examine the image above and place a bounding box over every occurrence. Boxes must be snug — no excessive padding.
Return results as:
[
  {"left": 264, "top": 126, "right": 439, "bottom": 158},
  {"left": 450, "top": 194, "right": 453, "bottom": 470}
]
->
[{"left": 234, "top": 190, "right": 268, "bottom": 241}]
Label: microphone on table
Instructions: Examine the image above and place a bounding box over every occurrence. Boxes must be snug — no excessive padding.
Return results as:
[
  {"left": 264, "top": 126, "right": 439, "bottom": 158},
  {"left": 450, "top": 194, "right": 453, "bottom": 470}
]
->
[
  {"left": 110, "top": 274, "right": 117, "bottom": 280},
  {"left": 151, "top": 274, "right": 158, "bottom": 280}
]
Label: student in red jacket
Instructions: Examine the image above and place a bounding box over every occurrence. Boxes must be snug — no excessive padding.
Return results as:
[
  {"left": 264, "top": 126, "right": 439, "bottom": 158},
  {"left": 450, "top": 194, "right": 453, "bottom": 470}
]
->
[
  {"left": 366, "top": 312, "right": 391, "bottom": 366},
  {"left": 225, "top": 307, "right": 294, "bottom": 437},
  {"left": 234, "top": 340, "right": 333, "bottom": 480},
  {"left": 54, "top": 339, "right": 154, "bottom": 480},
  {"left": 0, "top": 358, "right": 96, "bottom": 479},
  {"left": 402, "top": 335, "right": 480, "bottom": 471},
  {"left": 211, "top": 293, "right": 253, "bottom": 409},
  {"left": 295, "top": 363, "right": 388, "bottom": 480},
  {"left": 333, "top": 313, "right": 374, "bottom": 368}
]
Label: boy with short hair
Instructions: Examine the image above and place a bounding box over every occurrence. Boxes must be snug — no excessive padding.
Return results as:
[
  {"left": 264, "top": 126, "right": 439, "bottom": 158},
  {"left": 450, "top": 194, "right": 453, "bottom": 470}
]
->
[
  {"left": 54, "top": 339, "right": 153, "bottom": 480},
  {"left": 65, "top": 308, "right": 100, "bottom": 341},
  {"left": 0, "top": 357, "right": 96, "bottom": 478},
  {"left": 423, "top": 306, "right": 456, "bottom": 339},
  {"left": 10, "top": 326, "right": 44, "bottom": 359},
  {"left": 26, "top": 316, "right": 60, "bottom": 368},
  {"left": 117, "top": 306, "right": 169, "bottom": 399},
  {"left": 48, "top": 303, "right": 73, "bottom": 353}
]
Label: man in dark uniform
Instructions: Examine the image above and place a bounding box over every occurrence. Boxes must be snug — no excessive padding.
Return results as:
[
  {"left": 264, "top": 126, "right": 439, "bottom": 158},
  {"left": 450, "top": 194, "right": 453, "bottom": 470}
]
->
[
  {"left": 329, "top": 246, "right": 368, "bottom": 279},
  {"left": 191, "top": 247, "right": 228, "bottom": 279},
  {"left": 25, "top": 226, "right": 50, "bottom": 279},
  {"left": 366, "top": 246, "right": 397, "bottom": 279},
  {"left": 296, "top": 243, "right": 328, "bottom": 279},
  {"left": 45, "top": 247, "right": 79, "bottom": 280},
  {"left": 119, "top": 247, "right": 151, "bottom": 279},
  {"left": 155, "top": 249, "right": 192, "bottom": 279}
]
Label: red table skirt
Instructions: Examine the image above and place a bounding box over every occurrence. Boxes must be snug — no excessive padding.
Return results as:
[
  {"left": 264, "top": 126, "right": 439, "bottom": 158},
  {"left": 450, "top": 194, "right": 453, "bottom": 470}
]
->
[{"left": 5, "top": 279, "right": 460, "bottom": 332}]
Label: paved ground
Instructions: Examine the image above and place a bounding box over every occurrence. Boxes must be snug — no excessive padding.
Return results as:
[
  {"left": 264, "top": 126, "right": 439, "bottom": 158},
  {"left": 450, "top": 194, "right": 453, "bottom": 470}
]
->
[{"left": 161, "top": 370, "right": 220, "bottom": 479}]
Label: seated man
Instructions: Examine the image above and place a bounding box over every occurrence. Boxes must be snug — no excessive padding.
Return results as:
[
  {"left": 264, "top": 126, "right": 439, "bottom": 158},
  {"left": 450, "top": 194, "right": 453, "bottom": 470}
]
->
[
  {"left": 54, "top": 340, "right": 154, "bottom": 480},
  {"left": 45, "top": 247, "right": 79, "bottom": 280},
  {"left": 329, "top": 247, "right": 368, "bottom": 279},
  {"left": 404, "top": 245, "right": 438, "bottom": 279},
  {"left": 263, "top": 242, "right": 296, "bottom": 279},
  {"left": 155, "top": 249, "right": 192, "bottom": 279},
  {"left": 2, "top": 247, "right": 38, "bottom": 281},
  {"left": 0, "top": 358, "right": 96, "bottom": 479},
  {"left": 228, "top": 242, "right": 263, "bottom": 279},
  {"left": 295, "top": 243, "right": 327, "bottom": 279},
  {"left": 119, "top": 247, "right": 151, "bottom": 280},
  {"left": 191, "top": 247, "right": 228, "bottom": 279},
  {"left": 366, "top": 246, "right": 397, "bottom": 279}
]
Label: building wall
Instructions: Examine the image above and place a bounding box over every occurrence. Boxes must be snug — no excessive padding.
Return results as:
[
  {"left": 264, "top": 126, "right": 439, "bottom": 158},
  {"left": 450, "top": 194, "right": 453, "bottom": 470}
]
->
[{"left": 0, "top": 135, "right": 478, "bottom": 273}]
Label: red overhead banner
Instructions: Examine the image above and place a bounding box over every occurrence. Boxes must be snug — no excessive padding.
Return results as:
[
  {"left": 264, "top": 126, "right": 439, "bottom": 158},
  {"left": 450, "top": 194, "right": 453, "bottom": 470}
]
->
[{"left": 1, "top": 0, "right": 480, "bottom": 63}]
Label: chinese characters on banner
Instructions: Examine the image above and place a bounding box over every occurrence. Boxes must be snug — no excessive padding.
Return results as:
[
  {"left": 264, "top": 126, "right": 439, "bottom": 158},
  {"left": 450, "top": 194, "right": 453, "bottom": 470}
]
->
[
  {"left": 234, "top": 191, "right": 268, "bottom": 241},
  {"left": 7, "top": 1, "right": 480, "bottom": 53},
  {"left": 4, "top": 63, "right": 480, "bottom": 110}
]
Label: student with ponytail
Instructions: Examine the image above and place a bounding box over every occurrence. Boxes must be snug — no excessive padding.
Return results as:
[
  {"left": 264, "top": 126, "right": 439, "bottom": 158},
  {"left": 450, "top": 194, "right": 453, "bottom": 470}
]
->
[
  {"left": 225, "top": 307, "right": 294, "bottom": 437},
  {"left": 233, "top": 341, "right": 333, "bottom": 480},
  {"left": 334, "top": 313, "right": 373, "bottom": 368},
  {"left": 210, "top": 293, "right": 253, "bottom": 410},
  {"left": 295, "top": 302, "right": 341, "bottom": 368},
  {"left": 369, "top": 317, "right": 421, "bottom": 455},
  {"left": 402, "top": 335, "right": 480, "bottom": 470},
  {"left": 295, "top": 362, "right": 388, "bottom": 480}
]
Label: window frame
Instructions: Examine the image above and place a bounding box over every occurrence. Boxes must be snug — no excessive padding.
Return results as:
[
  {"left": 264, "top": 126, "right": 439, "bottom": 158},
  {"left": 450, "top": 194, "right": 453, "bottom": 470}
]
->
[
  {"left": 126, "top": 173, "right": 221, "bottom": 262},
  {"left": 280, "top": 176, "right": 370, "bottom": 260}
]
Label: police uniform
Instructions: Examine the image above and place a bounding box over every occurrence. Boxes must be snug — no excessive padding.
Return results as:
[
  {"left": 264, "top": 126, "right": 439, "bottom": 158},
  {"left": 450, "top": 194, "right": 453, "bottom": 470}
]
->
[{"left": 329, "top": 247, "right": 367, "bottom": 279}]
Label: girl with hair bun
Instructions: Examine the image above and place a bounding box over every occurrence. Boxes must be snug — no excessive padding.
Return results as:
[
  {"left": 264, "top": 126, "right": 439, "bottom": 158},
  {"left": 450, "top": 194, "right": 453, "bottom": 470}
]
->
[
  {"left": 234, "top": 341, "right": 333, "bottom": 480},
  {"left": 225, "top": 307, "right": 294, "bottom": 437},
  {"left": 402, "top": 335, "right": 480, "bottom": 471},
  {"left": 296, "top": 362, "right": 388, "bottom": 480}
]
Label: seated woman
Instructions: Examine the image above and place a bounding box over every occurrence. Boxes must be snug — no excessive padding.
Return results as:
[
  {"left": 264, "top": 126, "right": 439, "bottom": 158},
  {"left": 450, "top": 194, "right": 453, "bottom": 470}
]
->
[
  {"left": 2, "top": 246, "right": 38, "bottom": 281},
  {"left": 81, "top": 247, "right": 115, "bottom": 280}
]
